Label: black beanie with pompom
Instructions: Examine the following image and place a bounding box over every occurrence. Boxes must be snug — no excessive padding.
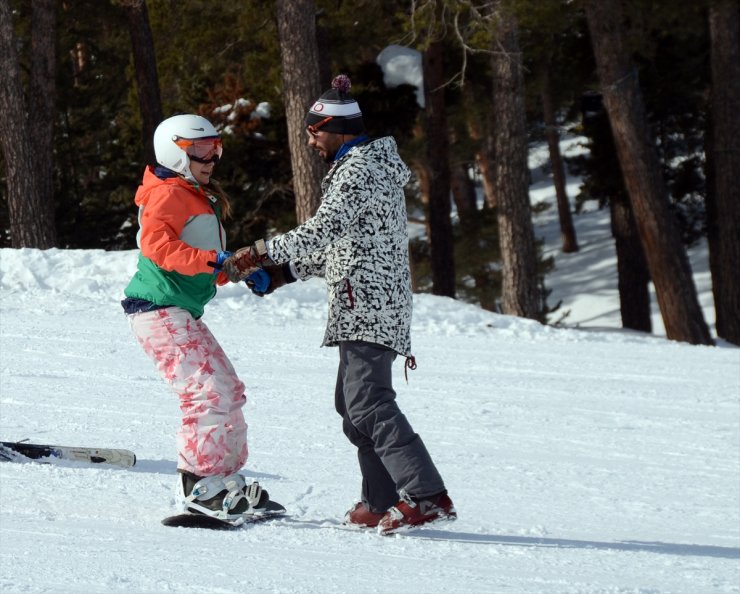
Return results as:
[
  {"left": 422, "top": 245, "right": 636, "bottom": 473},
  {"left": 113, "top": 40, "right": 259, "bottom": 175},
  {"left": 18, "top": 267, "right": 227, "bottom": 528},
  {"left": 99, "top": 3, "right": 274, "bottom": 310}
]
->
[{"left": 305, "top": 74, "right": 365, "bottom": 135}]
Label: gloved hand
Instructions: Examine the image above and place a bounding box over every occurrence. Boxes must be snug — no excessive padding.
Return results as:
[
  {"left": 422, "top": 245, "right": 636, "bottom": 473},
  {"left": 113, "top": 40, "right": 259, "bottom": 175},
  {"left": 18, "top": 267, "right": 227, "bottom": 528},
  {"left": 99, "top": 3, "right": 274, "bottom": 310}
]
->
[
  {"left": 246, "top": 263, "right": 297, "bottom": 297},
  {"left": 245, "top": 269, "right": 271, "bottom": 296},
  {"left": 212, "top": 251, "right": 232, "bottom": 274},
  {"left": 222, "top": 239, "right": 272, "bottom": 282}
]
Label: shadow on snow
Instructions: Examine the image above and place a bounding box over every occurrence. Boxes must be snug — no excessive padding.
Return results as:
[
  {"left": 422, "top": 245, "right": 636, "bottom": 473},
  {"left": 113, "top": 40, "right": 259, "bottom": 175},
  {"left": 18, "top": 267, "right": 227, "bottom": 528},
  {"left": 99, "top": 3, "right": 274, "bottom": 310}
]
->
[{"left": 409, "top": 530, "right": 740, "bottom": 560}]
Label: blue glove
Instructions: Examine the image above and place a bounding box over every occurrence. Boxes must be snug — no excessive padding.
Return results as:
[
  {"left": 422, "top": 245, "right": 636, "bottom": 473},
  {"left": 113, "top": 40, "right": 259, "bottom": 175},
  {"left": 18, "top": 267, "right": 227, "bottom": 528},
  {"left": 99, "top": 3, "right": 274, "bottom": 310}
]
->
[
  {"left": 212, "top": 250, "right": 232, "bottom": 274},
  {"left": 245, "top": 268, "right": 271, "bottom": 295}
]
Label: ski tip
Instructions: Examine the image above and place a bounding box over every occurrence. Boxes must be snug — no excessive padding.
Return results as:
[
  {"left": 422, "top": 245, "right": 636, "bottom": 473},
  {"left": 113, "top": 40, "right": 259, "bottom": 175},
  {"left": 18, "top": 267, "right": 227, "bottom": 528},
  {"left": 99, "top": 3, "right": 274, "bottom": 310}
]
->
[{"left": 0, "top": 442, "right": 137, "bottom": 468}]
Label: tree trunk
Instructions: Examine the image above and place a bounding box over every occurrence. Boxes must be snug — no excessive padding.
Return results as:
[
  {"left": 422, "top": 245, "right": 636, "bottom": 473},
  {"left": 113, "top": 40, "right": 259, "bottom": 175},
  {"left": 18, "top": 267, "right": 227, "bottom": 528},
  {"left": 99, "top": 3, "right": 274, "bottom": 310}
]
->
[
  {"left": 467, "top": 114, "right": 496, "bottom": 209},
  {"left": 610, "top": 193, "right": 652, "bottom": 333},
  {"left": 707, "top": 0, "right": 740, "bottom": 345},
  {"left": 410, "top": 157, "right": 429, "bottom": 294},
  {"left": 541, "top": 69, "right": 578, "bottom": 253},
  {"left": 450, "top": 162, "right": 477, "bottom": 216},
  {"left": 422, "top": 41, "right": 456, "bottom": 297},
  {"left": 581, "top": 95, "right": 652, "bottom": 333},
  {"left": 0, "top": 0, "right": 57, "bottom": 248},
  {"left": 584, "top": 0, "right": 712, "bottom": 345},
  {"left": 451, "top": 162, "right": 498, "bottom": 311},
  {"left": 450, "top": 160, "right": 478, "bottom": 257},
  {"left": 122, "top": 0, "right": 163, "bottom": 167},
  {"left": 276, "top": 0, "right": 325, "bottom": 223},
  {"left": 491, "top": 15, "right": 541, "bottom": 320},
  {"left": 589, "top": 100, "right": 652, "bottom": 333}
]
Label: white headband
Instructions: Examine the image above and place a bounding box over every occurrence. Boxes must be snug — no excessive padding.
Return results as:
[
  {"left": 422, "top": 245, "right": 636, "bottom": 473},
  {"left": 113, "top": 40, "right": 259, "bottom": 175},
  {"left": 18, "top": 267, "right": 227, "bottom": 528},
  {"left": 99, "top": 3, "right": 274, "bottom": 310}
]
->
[{"left": 309, "top": 100, "right": 362, "bottom": 117}]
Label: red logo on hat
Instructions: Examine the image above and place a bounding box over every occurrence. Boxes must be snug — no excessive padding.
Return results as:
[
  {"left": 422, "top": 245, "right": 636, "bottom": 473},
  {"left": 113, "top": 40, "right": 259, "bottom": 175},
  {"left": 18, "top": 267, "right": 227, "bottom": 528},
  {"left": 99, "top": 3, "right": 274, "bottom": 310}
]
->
[{"left": 313, "top": 102, "right": 325, "bottom": 112}]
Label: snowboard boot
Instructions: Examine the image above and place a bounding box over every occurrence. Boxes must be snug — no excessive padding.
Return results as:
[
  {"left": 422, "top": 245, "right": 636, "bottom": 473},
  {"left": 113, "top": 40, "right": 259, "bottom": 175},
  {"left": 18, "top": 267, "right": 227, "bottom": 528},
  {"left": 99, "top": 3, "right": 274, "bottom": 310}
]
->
[
  {"left": 377, "top": 490, "right": 457, "bottom": 535},
  {"left": 343, "top": 501, "right": 386, "bottom": 529},
  {"left": 178, "top": 471, "right": 271, "bottom": 523}
]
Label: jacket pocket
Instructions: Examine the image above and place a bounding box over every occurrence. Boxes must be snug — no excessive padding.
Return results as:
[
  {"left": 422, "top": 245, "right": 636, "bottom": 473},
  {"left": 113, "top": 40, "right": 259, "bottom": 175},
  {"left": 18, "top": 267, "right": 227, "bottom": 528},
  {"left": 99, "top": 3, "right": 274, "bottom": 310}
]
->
[
  {"left": 344, "top": 278, "right": 355, "bottom": 309},
  {"left": 330, "top": 277, "right": 356, "bottom": 310}
]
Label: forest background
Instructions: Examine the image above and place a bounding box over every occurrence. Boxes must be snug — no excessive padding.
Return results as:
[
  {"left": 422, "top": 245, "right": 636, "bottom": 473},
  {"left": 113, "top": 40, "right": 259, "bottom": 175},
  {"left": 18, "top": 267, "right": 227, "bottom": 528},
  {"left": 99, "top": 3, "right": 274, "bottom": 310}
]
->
[{"left": 0, "top": 0, "right": 738, "bottom": 347}]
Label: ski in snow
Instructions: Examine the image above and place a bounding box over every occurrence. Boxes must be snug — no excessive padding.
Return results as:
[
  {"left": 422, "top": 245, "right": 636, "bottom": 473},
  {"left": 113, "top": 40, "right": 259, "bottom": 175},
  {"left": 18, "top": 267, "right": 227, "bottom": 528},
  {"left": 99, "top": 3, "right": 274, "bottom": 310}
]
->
[{"left": 0, "top": 441, "right": 136, "bottom": 468}]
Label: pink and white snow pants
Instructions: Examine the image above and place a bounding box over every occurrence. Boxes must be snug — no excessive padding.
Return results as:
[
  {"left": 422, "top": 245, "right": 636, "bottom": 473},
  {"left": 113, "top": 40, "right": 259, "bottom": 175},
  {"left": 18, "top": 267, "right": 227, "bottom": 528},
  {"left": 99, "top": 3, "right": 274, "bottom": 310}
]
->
[{"left": 128, "top": 307, "right": 248, "bottom": 476}]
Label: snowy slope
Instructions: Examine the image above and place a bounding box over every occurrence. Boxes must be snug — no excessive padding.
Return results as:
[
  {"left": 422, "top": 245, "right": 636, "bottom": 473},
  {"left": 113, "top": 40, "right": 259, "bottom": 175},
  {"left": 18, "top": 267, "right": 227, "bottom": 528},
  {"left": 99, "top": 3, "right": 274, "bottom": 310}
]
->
[{"left": 0, "top": 242, "right": 738, "bottom": 594}]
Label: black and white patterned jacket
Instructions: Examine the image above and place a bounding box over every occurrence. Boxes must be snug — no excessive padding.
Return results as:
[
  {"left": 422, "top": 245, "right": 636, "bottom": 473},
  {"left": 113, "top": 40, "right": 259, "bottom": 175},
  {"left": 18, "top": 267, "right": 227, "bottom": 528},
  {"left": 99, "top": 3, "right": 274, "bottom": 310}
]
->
[{"left": 268, "top": 136, "right": 413, "bottom": 356}]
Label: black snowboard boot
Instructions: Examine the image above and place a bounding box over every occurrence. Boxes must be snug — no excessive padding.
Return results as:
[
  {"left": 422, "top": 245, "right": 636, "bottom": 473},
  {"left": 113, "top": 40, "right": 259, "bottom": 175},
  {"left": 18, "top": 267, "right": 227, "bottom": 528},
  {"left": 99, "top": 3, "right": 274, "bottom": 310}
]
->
[{"left": 179, "top": 471, "right": 270, "bottom": 519}]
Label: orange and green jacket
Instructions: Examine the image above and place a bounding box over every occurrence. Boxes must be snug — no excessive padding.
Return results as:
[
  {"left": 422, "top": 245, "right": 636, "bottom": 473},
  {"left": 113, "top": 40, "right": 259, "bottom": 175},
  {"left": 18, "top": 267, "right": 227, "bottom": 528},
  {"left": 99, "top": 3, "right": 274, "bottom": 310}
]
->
[{"left": 124, "top": 166, "right": 228, "bottom": 318}]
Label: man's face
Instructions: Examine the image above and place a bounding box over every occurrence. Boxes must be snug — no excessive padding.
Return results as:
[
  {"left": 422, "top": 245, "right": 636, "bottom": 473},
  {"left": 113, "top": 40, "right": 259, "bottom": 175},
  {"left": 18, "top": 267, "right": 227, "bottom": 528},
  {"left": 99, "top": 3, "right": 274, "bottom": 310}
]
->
[{"left": 306, "top": 128, "right": 344, "bottom": 163}]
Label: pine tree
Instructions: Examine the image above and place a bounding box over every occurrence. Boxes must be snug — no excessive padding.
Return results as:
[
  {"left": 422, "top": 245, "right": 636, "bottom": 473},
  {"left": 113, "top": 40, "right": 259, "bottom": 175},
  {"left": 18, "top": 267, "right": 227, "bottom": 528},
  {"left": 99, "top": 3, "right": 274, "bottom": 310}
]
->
[
  {"left": 584, "top": 0, "right": 712, "bottom": 345},
  {"left": 0, "top": 0, "right": 57, "bottom": 248},
  {"left": 491, "top": 10, "right": 542, "bottom": 320},
  {"left": 707, "top": 0, "right": 740, "bottom": 345},
  {"left": 276, "top": 0, "right": 325, "bottom": 223}
]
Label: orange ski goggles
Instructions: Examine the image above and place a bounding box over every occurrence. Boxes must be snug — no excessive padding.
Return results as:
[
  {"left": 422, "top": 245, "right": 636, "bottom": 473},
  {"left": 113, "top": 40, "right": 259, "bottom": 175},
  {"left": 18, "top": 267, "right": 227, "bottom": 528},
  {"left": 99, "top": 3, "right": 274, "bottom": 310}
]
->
[{"left": 173, "top": 136, "right": 223, "bottom": 164}]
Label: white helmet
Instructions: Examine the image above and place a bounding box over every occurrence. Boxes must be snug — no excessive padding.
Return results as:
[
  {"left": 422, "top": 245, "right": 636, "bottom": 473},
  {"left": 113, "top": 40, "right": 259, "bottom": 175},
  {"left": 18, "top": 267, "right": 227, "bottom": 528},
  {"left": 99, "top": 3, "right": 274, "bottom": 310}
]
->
[{"left": 153, "top": 114, "right": 220, "bottom": 177}]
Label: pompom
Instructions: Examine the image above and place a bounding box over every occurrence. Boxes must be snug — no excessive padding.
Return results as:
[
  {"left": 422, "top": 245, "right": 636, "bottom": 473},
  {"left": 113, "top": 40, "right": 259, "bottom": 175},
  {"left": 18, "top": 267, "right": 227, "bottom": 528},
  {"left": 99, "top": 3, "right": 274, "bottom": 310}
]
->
[{"left": 331, "top": 74, "right": 352, "bottom": 94}]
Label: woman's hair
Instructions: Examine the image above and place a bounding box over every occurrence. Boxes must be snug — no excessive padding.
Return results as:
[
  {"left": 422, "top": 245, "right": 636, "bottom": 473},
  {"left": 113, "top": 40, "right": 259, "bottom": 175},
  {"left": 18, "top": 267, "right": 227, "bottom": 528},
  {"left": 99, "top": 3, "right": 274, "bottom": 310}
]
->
[{"left": 206, "top": 179, "right": 232, "bottom": 220}]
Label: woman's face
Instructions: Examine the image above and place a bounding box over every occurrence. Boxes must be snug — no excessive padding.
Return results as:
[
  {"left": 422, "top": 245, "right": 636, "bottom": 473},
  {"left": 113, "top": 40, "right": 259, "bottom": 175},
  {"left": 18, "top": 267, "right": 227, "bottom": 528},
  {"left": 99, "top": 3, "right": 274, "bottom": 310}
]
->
[{"left": 189, "top": 159, "right": 215, "bottom": 185}]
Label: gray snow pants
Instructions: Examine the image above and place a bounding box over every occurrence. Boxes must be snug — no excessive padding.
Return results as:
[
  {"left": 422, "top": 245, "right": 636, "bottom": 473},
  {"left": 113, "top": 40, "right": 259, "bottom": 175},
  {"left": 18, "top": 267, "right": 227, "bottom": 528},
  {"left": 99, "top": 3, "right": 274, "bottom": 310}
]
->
[{"left": 334, "top": 340, "right": 445, "bottom": 513}]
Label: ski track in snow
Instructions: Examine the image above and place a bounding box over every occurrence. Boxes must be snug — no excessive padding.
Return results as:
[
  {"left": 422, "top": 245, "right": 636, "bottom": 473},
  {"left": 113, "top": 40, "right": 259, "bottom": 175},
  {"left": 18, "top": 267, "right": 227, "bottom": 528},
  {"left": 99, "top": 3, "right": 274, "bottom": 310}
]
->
[{"left": 1, "top": 187, "right": 739, "bottom": 593}]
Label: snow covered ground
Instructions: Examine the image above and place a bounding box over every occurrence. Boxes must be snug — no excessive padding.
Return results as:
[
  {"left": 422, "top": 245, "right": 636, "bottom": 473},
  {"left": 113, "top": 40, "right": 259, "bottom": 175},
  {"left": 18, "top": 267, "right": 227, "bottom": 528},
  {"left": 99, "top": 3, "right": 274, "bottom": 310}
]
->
[{"left": 1, "top": 146, "right": 738, "bottom": 592}]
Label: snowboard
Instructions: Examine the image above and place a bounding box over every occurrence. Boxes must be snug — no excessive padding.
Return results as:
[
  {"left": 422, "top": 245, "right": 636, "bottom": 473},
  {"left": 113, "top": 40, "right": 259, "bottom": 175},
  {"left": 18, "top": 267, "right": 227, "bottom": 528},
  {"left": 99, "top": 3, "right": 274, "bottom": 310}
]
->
[
  {"left": 0, "top": 441, "right": 136, "bottom": 468},
  {"left": 162, "top": 500, "right": 287, "bottom": 530}
]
